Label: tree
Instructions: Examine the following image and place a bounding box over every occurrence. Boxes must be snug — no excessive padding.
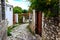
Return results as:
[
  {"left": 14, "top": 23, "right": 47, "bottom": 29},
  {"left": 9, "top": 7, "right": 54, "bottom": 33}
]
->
[
  {"left": 6, "top": 0, "right": 8, "bottom": 2},
  {"left": 13, "top": 6, "right": 22, "bottom": 14},
  {"left": 29, "top": 0, "right": 59, "bottom": 17},
  {"left": 29, "top": 0, "right": 46, "bottom": 11},
  {"left": 22, "top": 9, "right": 28, "bottom": 13},
  {"left": 29, "top": 0, "right": 59, "bottom": 38}
]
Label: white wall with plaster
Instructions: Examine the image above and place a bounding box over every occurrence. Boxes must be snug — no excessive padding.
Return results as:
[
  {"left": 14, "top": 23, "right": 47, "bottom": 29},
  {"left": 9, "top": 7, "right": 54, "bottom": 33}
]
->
[
  {"left": 5, "top": 4, "right": 13, "bottom": 26},
  {"left": 14, "top": 14, "right": 18, "bottom": 23},
  {"left": 23, "top": 16, "right": 25, "bottom": 23},
  {"left": 32, "top": 10, "right": 35, "bottom": 26}
]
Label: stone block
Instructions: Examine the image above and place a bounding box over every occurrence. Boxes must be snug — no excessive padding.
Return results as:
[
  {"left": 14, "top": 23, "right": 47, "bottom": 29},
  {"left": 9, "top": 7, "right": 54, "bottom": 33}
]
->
[
  {"left": 59, "top": 23, "right": 60, "bottom": 26},
  {"left": 56, "top": 38, "right": 60, "bottom": 40}
]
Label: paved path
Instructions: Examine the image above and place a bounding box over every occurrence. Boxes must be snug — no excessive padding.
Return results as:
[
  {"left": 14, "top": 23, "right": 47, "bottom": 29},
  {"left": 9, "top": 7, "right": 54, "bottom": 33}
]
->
[{"left": 7, "top": 23, "right": 36, "bottom": 40}]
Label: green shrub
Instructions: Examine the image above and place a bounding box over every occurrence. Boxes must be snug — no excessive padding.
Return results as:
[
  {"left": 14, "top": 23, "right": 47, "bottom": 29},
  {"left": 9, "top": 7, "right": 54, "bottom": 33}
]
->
[
  {"left": 12, "top": 25, "right": 16, "bottom": 28},
  {"left": 7, "top": 25, "right": 16, "bottom": 36},
  {"left": 18, "top": 14, "right": 23, "bottom": 24},
  {"left": 7, "top": 27, "right": 12, "bottom": 36},
  {"left": 44, "top": 10, "right": 58, "bottom": 18},
  {"left": 7, "top": 24, "right": 19, "bottom": 36}
]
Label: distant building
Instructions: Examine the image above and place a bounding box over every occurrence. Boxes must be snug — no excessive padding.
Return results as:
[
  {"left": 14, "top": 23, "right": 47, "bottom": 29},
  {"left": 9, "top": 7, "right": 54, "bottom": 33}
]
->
[{"left": 5, "top": 4, "right": 13, "bottom": 26}]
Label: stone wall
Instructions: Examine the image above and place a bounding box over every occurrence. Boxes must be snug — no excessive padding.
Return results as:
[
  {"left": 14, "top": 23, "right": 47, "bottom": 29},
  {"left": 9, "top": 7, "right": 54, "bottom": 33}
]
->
[
  {"left": 42, "top": 0, "right": 60, "bottom": 40},
  {"left": 0, "top": 0, "right": 2, "bottom": 21},
  {"left": 0, "top": 20, "right": 7, "bottom": 40},
  {"left": 42, "top": 17, "right": 59, "bottom": 40},
  {"left": 0, "top": 0, "right": 7, "bottom": 40}
]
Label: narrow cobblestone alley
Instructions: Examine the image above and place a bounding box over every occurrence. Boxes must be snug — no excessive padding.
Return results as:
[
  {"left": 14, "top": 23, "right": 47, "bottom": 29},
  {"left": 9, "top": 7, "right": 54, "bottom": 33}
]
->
[{"left": 7, "top": 23, "right": 37, "bottom": 40}]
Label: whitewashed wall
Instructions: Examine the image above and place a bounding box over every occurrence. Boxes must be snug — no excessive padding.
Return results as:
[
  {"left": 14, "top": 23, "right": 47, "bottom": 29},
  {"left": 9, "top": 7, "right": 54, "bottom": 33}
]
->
[
  {"left": 5, "top": 4, "right": 13, "bottom": 26},
  {"left": 14, "top": 14, "right": 18, "bottom": 23},
  {"left": 23, "top": 16, "right": 25, "bottom": 23},
  {"left": 32, "top": 10, "right": 35, "bottom": 27},
  {"left": 42, "top": 13, "right": 44, "bottom": 28},
  {"left": 29, "top": 10, "right": 36, "bottom": 32}
]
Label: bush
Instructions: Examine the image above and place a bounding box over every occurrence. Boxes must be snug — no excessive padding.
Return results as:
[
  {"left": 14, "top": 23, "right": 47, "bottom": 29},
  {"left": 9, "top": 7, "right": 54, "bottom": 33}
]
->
[
  {"left": 7, "top": 24, "right": 19, "bottom": 36},
  {"left": 12, "top": 25, "right": 16, "bottom": 28},
  {"left": 7, "top": 27, "right": 12, "bottom": 36},
  {"left": 44, "top": 10, "right": 58, "bottom": 18}
]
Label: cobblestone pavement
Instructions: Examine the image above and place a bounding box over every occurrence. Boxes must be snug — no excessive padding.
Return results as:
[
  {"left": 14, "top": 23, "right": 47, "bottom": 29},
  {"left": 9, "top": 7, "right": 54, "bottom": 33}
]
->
[{"left": 7, "top": 23, "right": 37, "bottom": 40}]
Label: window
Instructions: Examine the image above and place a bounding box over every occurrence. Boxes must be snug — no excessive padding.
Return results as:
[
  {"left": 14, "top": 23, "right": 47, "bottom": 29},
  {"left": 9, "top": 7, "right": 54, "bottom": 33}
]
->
[{"left": 10, "top": 8, "right": 11, "bottom": 11}]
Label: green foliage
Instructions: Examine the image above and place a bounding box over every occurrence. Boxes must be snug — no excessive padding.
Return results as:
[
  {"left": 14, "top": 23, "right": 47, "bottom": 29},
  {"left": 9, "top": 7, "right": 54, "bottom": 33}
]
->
[
  {"left": 7, "top": 25, "right": 19, "bottom": 36},
  {"left": 44, "top": 10, "right": 58, "bottom": 18},
  {"left": 7, "top": 27, "right": 12, "bottom": 36},
  {"left": 29, "top": 0, "right": 59, "bottom": 17},
  {"left": 29, "top": 0, "right": 58, "bottom": 11},
  {"left": 29, "top": 0, "right": 47, "bottom": 11},
  {"left": 6, "top": 0, "right": 8, "bottom": 2},
  {"left": 28, "top": 6, "right": 33, "bottom": 12},
  {"left": 12, "top": 25, "right": 16, "bottom": 28},
  {"left": 12, "top": 24, "right": 19, "bottom": 29},
  {"left": 22, "top": 10, "right": 28, "bottom": 13},
  {"left": 13, "top": 6, "right": 22, "bottom": 13},
  {"left": 18, "top": 14, "right": 23, "bottom": 24}
]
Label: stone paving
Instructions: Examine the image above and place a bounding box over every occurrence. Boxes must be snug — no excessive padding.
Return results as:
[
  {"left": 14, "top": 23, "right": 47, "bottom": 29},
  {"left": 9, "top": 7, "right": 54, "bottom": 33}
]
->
[{"left": 7, "top": 23, "right": 37, "bottom": 40}]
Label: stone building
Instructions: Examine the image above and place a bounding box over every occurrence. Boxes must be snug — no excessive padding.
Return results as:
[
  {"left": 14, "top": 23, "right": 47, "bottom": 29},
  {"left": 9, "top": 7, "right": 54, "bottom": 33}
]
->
[{"left": 0, "top": 0, "right": 7, "bottom": 40}]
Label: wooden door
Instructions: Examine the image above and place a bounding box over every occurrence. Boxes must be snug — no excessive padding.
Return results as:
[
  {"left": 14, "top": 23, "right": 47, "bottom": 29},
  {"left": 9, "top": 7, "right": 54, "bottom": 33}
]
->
[
  {"left": 35, "top": 11, "right": 42, "bottom": 36},
  {"left": 13, "top": 14, "right": 16, "bottom": 24}
]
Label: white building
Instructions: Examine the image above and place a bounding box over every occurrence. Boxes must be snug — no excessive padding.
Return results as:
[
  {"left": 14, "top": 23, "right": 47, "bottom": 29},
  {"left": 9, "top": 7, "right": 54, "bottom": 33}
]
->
[{"left": 5, "top": 4, "right": 13, "bottom": 26}]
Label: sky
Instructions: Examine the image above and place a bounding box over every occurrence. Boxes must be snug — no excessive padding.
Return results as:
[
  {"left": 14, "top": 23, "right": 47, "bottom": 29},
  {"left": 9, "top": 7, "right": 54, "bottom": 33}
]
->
[{"left": 8, "top": 0, "right": 30, "bottom": 10}]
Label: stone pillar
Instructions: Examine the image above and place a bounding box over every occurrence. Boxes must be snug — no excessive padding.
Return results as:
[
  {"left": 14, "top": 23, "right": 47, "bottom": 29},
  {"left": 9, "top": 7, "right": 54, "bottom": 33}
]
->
[
  {"left": 0, "top": 0, "right": 2, "bottom": 21},
  {"left": 15, "top": 14, "right": 18, "bottom": 23},
  {"left": 42, "top": 13, "right": 44, "bottom": 29},
  {"left": 32, "top": 10, "right": 35, "bottom": 27},
  {"left": 31, "top": 10, "right": 35, "bottom": 33},
  {"left": 42, "top": 13, "right": 45, "bottom": 40},
  {"left": 23, "top": 16, "right": 25, "bottom": 23}
]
